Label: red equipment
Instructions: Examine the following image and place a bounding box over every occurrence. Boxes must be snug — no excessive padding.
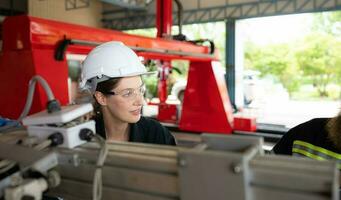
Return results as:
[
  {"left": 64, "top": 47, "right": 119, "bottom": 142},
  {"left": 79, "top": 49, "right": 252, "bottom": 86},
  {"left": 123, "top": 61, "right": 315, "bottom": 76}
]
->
[
  {"left": 156, "top": 0, "right": 173, "bottom": 38},
  {"left": 155, "top": 0, "right": 176, "bottom": 126},
  {"left": 233, "top": 117, "right": 257, "bottom": 132},
  {"left": 0, "top": 14, "right": 235, "bottom": 133}
]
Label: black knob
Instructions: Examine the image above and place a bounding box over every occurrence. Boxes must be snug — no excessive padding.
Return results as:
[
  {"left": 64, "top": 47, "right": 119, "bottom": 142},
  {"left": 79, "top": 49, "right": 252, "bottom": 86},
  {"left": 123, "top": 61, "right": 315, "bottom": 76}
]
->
[
  {"left": 79, "top": 128, "right": 94, "bottom": 141},
  {"left": 48, "top": 132, "right": 64, "bottom": 146}
]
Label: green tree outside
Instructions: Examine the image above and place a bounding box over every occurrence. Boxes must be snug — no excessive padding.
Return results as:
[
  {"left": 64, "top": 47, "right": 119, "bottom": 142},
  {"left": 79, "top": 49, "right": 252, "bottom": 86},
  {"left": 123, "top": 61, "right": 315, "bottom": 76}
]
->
[
  {"left": 245, "top": 11, "right": 341, "bottom": 99},
  {"left": 125, "top": 11, "right": 341, "bottom": 99},
  {"left": 295, "top": 33, "right": 341, "bottom": 97}
]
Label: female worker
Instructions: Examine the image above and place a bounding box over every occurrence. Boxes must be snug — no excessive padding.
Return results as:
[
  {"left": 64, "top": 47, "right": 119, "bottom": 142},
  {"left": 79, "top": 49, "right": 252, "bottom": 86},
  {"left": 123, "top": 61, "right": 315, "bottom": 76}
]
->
[{"left": 80, "top": 41, "right": 176, "bottom": 145}]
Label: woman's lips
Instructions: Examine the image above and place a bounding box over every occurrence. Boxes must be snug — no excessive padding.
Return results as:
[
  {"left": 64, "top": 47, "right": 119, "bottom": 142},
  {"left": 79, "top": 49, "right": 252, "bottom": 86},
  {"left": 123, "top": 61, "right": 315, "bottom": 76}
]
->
[{"left": 130, "top": 108, "right": 141, "bottom": 115}]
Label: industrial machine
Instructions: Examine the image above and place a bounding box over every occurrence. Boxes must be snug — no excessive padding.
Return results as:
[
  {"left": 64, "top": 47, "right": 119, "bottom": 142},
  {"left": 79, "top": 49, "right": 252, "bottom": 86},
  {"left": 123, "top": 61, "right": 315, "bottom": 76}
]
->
[
  {"left": 0, "top": 74, "right": 335, "bottom": 199},
  {"left": 0, "top": 75, "right": 337, "bottom": 199},
  {"left": 0, "top": 141, "right": 59, "bottom": 200},
  {"left": 0, "top": 0, "right": 240, "bottom": 134},
  {"left": 0, "top": 132, "right": 338, "bottom": 200},
  {"left": 22, "top": 102, "right": 95, "bottom": 149}
]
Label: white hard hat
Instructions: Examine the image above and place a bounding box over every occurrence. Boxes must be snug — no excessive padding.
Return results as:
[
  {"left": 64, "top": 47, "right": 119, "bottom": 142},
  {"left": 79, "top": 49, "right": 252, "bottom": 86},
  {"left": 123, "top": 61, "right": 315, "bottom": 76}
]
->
[{"left": 80, "top": 41, "right": 153, "bottom": 93}]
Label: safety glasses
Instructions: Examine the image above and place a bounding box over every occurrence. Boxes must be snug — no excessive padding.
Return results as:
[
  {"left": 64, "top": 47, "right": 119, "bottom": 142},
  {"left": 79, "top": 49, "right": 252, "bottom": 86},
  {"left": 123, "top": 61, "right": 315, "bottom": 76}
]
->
[{"left": 104, "top": 84, "right": 146, "bottom": 100}]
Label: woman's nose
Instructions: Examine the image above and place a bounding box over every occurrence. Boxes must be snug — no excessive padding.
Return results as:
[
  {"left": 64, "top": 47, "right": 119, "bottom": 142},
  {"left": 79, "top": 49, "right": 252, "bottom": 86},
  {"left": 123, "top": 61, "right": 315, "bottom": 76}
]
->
[{"left": 133, "top": 93, "right": 144, "bottom": 105}]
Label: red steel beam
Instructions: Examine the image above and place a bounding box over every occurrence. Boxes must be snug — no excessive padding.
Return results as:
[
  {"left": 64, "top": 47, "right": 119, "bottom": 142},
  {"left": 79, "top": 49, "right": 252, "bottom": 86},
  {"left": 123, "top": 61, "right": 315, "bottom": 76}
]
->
[{"left": 3, "top": 15, "right": 217, "bottom": 61}]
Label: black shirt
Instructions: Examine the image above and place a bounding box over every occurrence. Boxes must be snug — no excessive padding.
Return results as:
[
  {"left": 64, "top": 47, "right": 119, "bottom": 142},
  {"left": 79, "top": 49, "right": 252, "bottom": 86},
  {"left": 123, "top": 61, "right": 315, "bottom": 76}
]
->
[
  {"left": 273, "top": 118, "right": 340, "bottom": 155},
  {"left": 94, "top": 116, "right": 176, "bottom": 146}
]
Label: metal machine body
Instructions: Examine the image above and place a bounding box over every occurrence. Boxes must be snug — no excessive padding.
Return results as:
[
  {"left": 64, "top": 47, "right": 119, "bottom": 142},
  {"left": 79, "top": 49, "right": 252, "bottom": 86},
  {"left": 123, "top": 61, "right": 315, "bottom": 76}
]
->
[
  {"left": 48, "top": 134, "right": 339, "bottom": 200},
  {"left": 0, "top": 131, "right": 338, "bottom": 200},
  {"left": 0, "top": 15, "right": 234, "bottom": 133},
  {"left": 0, "top": 142, "right": 59, "bottom": 199}
]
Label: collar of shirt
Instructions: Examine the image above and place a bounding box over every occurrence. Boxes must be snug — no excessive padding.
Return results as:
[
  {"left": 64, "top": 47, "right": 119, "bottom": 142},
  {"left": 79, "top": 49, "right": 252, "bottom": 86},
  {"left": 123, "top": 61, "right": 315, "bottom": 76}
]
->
[
  {"left": 95, "top": 115, "right": 145, "bottom": 143},
  {"left": 128, "top": 122, "right": 144, "bottom": 142}
]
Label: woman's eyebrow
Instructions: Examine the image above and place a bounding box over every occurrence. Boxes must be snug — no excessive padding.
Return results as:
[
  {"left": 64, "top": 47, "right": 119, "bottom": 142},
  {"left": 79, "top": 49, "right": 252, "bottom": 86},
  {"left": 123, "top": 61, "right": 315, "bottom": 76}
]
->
[{"left": 117, "top": 83, "right": 144, "bottom": 91}]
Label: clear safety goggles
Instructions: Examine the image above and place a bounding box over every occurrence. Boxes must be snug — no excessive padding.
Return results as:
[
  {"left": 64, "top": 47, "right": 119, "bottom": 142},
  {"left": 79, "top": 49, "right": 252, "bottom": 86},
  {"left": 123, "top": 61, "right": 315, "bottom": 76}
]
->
[{"left": 104, "top": 84, "right": 146, "bottom": 100}]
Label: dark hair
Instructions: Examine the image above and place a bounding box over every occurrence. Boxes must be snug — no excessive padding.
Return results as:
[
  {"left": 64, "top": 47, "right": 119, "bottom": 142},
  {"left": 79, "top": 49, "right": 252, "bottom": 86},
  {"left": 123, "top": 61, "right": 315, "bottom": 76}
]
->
[
  {"left": 326, "top": 111, "right": 341, "bottom": 150},
  {"left": 96, "top": 78, "right": 121, "bottom": 94},
  {"left": 93, "top": 78, "right": 121, "bottom": 117}
]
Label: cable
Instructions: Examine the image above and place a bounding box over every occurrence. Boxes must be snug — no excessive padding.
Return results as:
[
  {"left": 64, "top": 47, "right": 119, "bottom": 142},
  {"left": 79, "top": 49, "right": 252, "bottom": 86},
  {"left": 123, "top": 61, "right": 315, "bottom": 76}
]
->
[
  {"left": 34, "top": 140, "right": 53, "bottom": 151},
  {"left": 33, "top": 132, "right": 63, "bottom": 151},
  {"left": 189, "top": 39, "right": 215, "bottom": 54},
  {"left": 1, "top": 75, "right": 61, "bottom": 133},
  {"left": 0, "top": 159, "right": 13, "bottom": 169},
  {"left": 92, "top": 134, "right": 108, "bottom": 200},
  {"left": 0, "top": 159, "right": 16, "bottom": 174},
  {"left": 18, "top": 75, "right": 60, "bottom": 122}
]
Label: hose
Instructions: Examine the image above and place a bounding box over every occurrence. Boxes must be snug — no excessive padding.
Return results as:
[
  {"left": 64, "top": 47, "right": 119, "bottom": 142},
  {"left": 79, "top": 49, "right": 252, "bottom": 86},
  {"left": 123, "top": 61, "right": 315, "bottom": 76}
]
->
[
  {"left": 173, "top": 0, "right": 183, "bottom": 36},
  {"left": 0, "top": 75, "right": 60, "bottom": 133},
  {"left": 92, "top": 134, "right": 108, "bottom": 200},
  {"left": 172, "top": 0, "right": 187, "bottom": 41},
  {"left": 18, "top": 75, "right": 58, "bottom": 122},
  {"left": 189, "top": 39, "right": 215, "bottom": 54}
]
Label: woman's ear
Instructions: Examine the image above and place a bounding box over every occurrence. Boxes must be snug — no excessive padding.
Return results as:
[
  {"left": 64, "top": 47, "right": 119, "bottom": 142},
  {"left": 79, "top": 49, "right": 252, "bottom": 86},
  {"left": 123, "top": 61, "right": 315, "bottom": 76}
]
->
[{"left": 94, "top": 91, "right": 107, "bottom": 106}]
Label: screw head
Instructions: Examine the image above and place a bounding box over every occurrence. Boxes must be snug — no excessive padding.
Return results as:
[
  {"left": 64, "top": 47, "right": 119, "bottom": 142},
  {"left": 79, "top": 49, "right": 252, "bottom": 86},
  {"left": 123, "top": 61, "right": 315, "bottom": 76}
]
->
[
  {"left": 232, "top": 163, "right": 243, "bottom": 174},
  {"left": 179, "top": 159, "right": 187, "bottom": 167}
]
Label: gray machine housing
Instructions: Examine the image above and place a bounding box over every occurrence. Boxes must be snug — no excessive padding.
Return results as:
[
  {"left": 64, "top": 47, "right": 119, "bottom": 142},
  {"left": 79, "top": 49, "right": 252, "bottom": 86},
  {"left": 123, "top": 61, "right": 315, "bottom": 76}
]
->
[{"left": 46, "top": 134, "right": 338, "bottom": 200}]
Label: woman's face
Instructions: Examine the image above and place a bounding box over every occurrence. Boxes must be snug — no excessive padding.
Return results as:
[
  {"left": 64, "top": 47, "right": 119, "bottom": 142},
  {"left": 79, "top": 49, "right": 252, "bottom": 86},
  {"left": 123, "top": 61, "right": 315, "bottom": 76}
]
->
[{"left": 103, "top": 76, "right": 145, "bottom": 123}]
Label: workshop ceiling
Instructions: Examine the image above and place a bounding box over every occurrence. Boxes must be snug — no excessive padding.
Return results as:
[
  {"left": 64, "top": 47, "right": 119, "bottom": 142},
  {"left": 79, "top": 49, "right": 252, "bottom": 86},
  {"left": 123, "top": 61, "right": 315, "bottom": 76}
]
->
[{"left": 101, "top": 0, "right": 341, "bottom": 30}]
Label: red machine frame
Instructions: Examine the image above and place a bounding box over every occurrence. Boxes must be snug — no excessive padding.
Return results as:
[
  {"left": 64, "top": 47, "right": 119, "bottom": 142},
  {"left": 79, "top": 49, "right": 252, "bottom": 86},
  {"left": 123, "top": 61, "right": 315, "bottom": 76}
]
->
[{"left": 0, "top": 1, "right": 236, "bottom": 133}]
